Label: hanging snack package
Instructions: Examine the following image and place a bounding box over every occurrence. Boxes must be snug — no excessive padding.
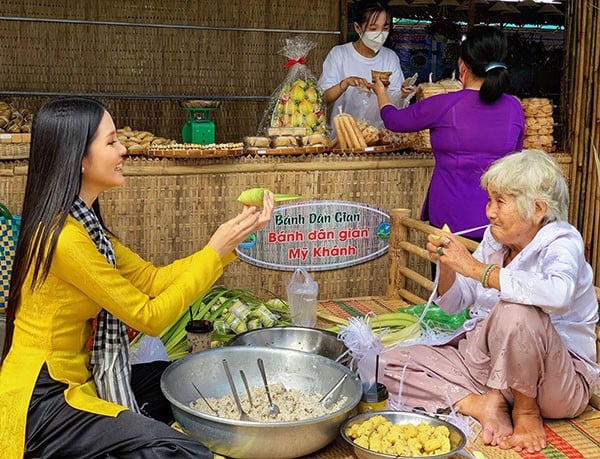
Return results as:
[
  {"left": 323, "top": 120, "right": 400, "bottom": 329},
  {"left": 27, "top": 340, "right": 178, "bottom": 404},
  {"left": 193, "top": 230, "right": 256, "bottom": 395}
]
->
[{"left": 258, "top": 35, "right": 329, "bottom": 136}]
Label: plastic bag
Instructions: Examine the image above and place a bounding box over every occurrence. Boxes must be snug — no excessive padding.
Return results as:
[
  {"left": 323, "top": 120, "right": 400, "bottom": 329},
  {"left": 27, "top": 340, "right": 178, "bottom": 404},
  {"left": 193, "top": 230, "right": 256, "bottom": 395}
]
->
[
  {"left": 285, "top": 268, "right": 318, "bottom": 327},
  {"left": 130, "top": 335, "right": 170, "bottom": 364},
  {"left": 344, "top": 87, "right": 404, "bottom": 129},
  {"left": 338, "top": 315, "right": 384, "bottom": 396},
  {"left": 402, "top": 303, "right": 468, "bottom": 331},
  {"left": 258, "top": 35, "right": 329, "bottom": 136}
]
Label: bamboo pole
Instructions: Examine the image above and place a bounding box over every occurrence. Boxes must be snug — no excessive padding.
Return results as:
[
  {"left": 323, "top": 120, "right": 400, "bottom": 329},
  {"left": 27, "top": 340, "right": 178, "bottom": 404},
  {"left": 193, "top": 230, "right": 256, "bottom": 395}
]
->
[
  {"left": 396, "top": 266, "right": 434, "bottom": 292},
  {"left": 571, "top": 1, "right": 587, "bottom": 229},
  {"left": 397, "top": 289, "right": 428, "bottom": 306},
  {"left": 580, "top": 2, "right": 594, "bottom": 251},
  {"left": 580, "top": 2, "right": 598, "bottom": 267},
  {"left": 565, "top": 0, "right": 600, "bottom": 279},
  {"left": 386, "top": 208, "right": 411, "bottom": 298},
  {"left": 590, "top": 5, "right": 600, "bottom": 275},
  {"left": 9, "top": 157, "right": 436, "bottom": 177},
  {"left": 565, "top": 1, "right": 581, "bottom": 222},
  {"left": 572, "top": 1, "right": 587, "bottom": 229},
  {"left": 588, "top": 5, "right": 600, "bottom": 275}
]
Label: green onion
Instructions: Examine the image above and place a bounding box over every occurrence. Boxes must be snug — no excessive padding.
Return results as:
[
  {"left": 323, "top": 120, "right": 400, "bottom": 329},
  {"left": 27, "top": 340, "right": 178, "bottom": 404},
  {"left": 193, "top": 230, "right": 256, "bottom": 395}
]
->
[{"left": 317, "top": 311, "right": 420, "bottom": 345}]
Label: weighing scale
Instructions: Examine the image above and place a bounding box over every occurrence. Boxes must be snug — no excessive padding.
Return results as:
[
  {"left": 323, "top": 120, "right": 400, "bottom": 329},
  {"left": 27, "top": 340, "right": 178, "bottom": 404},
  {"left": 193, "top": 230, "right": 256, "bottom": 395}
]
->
[{"left": 180, "top": 100, "right": 220, "bottom": 145}]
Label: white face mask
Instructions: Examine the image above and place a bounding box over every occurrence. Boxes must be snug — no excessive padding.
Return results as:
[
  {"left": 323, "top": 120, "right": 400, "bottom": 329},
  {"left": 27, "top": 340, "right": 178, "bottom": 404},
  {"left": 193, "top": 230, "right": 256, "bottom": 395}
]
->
[{"left": 361, "top": 30, "right": 389, "bottom": 53}]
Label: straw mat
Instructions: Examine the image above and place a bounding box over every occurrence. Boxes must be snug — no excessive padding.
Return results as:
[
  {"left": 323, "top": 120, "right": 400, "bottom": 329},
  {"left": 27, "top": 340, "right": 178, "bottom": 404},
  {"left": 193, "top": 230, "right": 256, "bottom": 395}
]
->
[
  {"left": 309, "top": 408, "right": 600, "bottom": 458},
  {"left": 316, "top": 296, "right": 409, "bottom": 328},
  {"left": 310, "top": 297, "right": 600, "bottom": 459}
]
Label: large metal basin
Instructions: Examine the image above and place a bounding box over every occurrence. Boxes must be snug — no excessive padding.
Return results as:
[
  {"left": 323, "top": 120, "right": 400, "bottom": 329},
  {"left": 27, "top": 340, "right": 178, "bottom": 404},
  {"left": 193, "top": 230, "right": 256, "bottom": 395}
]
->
[
  {"left": 161, "top": 346, "right": 361, "bottom": 458},
  {"left": 228, "top": 326, "right": 348, "bottom": 362}
]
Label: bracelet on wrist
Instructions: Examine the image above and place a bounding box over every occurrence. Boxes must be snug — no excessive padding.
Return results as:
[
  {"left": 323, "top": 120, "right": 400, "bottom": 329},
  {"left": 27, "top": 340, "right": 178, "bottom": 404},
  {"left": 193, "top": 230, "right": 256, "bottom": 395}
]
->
[
  {"left": 339, "top": 81, "right": 347, "bottom": 92},
  {"left": 480, "top": 264, "right": 498, "bottom": 289}
]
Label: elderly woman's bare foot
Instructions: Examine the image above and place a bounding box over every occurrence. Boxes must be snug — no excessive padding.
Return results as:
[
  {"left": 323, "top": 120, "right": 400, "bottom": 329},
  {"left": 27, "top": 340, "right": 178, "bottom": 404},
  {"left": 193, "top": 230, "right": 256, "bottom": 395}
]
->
[
  {"left": 498, "top": 411, "right": 546, "bottom": 452},
  {"left": 455, "top": 390, "right": 513, "bottom": 445},
  {"left": 499, "top": 392, "right": 546, "bottom": 452}
]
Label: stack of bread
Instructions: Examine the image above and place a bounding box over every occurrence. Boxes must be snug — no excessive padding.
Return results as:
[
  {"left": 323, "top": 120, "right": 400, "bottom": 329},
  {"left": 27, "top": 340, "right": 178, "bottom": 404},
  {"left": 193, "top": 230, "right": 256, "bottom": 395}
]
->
[
  {"left": 416, "top": 72, "right": 463, "bottom": 101},
  {"left": 146, "top": 142, "right": 243, "bottom": 158},
  {"left": 334, "top": 108, "right": 427, "bottom": 151},
  {"left": 379, "top": 129, "right": 430, "bottom": 151},
  {"left": 117, "top": 127, "right": 177, "bottom": 154},
  {"left": 333, "top": 110, "right": 367, "bottom": 150},
  {"left": 356, "top": 120, "right": 381, "bottom": 146},
  {"left": 415, "top": 73, "right": 463, "bottom": 149},
  {"left": 521, "top": 98, "right": 555, "bottom": 152},
  {"left": 244, "top": 127, "right": 329, "bottom": 152},
  {"left": 353, "top": 120, "right": 429, "bottom": 150}
]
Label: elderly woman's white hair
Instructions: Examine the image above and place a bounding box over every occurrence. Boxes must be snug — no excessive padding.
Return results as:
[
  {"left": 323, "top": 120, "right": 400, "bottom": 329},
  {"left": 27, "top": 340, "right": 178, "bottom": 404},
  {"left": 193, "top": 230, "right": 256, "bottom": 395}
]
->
[{"left": 481, "top": 149, "right": 569, "bottom": 224}]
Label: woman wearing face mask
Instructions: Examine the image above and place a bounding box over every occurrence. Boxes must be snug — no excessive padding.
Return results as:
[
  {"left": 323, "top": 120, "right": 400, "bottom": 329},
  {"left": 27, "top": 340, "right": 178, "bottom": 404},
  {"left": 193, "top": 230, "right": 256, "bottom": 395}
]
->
[
  {"left": 319, "top": 0, "right": 410, "bottom": 130},
  {"left": 373, "top": 25, "right": 525, "bottom": 241}
]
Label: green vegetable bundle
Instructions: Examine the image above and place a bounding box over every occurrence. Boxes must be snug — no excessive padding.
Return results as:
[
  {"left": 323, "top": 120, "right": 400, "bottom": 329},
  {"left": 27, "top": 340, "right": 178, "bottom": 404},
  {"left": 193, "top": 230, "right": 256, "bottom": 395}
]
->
[
  {"left": 130, "top": 285, "right": 291, "bottom": 360},
  {"left": 317, "top": 311, "right": 420, "bottom": 346}
]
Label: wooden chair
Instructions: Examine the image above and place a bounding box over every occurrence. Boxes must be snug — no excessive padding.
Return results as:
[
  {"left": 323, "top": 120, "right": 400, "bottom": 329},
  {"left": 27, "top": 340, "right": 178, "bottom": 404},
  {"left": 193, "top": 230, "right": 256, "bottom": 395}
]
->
[{"left": 385, "top": 208, "right": 479, "bottom": 304}]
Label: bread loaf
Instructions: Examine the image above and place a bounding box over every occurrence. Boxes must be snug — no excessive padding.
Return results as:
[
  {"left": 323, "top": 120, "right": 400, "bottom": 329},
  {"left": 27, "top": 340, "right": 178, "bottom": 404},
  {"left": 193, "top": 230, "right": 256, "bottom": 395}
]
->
[
  {"left": 301, "top": 134, "right": 329, "bottom": 147},
  {"left": 271, "top": 136, "right": 298, "bottom": 148},
  {"left": 244, "top": 136, "right": 270, "bottom": 148},
  {"left": 371, "top": 70, "right": 392, "bottom": 87},
  {"left": 521, "top": 98, "right": 555, "bottom": 152}
]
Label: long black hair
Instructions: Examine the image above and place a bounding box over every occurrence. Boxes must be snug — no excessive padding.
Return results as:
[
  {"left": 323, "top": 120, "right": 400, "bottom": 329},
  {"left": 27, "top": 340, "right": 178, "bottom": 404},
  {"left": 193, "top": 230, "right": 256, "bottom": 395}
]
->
[
  {"left": 2, "top": 97, "right": 107, "bottom": 362},
  {"left": 461, "top": 25, "right": 510, "bottom": 104}
]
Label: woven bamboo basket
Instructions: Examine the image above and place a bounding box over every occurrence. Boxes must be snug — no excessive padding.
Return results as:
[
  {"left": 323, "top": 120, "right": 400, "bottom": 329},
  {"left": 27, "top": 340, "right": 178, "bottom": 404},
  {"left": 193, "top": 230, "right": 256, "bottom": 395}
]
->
[{"left": 0, "top": 144, "right": 29, "bottom": 160}]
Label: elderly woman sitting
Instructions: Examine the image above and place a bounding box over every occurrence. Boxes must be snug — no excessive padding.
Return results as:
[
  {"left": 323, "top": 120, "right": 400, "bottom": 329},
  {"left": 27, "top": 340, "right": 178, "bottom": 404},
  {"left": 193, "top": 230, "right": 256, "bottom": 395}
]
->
[{"left": 379, "top": 149, "right": 599, "bottom": 453}]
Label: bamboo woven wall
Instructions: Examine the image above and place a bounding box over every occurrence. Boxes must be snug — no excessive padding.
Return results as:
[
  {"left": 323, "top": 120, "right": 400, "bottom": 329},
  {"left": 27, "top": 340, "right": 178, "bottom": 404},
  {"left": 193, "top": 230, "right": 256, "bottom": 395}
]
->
[
  {"left": 0, "top": 153, "right": 433, "bottom": 299},
  {"left": 0, "top": 152, "right": 574, "bottom": 299},
  {"left": 563, "top": 0, "right": 600, "bottom": 276},
  {"left": 0, "top": 0, "right": 342, "bottom": 141}
]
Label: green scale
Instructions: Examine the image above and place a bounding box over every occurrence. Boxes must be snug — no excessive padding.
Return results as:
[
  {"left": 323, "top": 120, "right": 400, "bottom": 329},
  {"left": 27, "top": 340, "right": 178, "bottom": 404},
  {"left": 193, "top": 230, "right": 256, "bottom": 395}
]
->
[{"left": 180, "top": 100, "right": 220, "bottom": 145}]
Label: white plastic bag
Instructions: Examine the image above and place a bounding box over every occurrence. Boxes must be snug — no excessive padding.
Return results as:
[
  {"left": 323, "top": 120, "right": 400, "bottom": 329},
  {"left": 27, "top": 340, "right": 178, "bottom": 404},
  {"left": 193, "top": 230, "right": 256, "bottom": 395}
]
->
[
  {"left": 285, "top": 268, "right": 318, "bottom": 327},
  {"left": 130, "top": 335, "right": 170, "bottom": 364},
  {"left": 344, "top": 88, "right": 404, "bottom": 128}
]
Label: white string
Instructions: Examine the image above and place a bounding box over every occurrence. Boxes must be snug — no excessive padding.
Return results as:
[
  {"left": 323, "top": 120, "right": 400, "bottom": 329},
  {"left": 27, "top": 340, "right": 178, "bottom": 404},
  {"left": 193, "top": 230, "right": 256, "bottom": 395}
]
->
[
  {"left": 454, "top": 224, "right": 489, "bottom": 237},
  {"left": 338, "top": 313, "right": 384, "bottom": 368},
  {"left": 385, "top": 223, "right": 489, "bottom": 451},
  {"left": 414, "top": 223, "right": 489, "bottom": 330}
]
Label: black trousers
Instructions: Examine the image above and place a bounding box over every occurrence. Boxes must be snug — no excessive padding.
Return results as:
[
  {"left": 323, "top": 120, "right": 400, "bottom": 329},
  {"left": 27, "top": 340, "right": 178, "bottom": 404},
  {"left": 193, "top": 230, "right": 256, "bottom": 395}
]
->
[
  {"left": 24, "top": 363, "right": 212, "bottom": 459},
  {"left": 130, "top": 360, "right": 173, "bottom": 424}
]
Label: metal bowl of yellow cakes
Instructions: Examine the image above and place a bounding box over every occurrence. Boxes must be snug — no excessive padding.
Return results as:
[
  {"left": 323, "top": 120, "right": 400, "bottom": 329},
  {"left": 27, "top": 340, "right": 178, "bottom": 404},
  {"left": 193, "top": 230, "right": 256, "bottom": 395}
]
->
[{"left": 340, "top": 410, "right": 467, "bottom": 459}]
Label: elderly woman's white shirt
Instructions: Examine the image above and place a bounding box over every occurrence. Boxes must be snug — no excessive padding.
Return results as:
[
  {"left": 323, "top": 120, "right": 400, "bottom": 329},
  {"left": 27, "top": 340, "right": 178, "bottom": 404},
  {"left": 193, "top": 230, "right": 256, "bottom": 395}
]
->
[{"left": 438, "top": 221, "right": 599, "bottom": 379}]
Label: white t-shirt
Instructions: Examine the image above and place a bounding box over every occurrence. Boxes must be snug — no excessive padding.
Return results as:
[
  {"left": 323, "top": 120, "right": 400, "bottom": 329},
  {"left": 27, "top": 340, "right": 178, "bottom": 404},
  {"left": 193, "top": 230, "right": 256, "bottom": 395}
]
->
[{"left": 318, "top": 42, "right": 405, "bottom": 129}]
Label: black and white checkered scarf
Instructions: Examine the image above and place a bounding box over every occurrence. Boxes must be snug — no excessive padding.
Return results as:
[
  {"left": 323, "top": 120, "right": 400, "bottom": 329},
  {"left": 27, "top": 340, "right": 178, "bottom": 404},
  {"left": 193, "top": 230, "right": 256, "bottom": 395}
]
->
[{"left": 70, "top": 197, "right": 140, "bottom": 413}]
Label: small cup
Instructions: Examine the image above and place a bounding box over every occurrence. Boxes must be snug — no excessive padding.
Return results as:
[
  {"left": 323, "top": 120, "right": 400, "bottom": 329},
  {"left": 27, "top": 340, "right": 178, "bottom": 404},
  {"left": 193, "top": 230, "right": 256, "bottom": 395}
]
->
[
  {"left": 185, "top": 320, "right": 213, "bottom": 353},
  {"left": 357, "top": 383, "right": 389, "bottom": 414}
]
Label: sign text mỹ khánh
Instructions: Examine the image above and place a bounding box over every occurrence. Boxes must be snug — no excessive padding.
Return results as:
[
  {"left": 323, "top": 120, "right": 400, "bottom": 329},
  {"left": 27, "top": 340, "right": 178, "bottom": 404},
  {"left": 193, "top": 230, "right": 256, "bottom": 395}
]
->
[{"left": 236, "top": 201, "right": 390, "bottom": 271}]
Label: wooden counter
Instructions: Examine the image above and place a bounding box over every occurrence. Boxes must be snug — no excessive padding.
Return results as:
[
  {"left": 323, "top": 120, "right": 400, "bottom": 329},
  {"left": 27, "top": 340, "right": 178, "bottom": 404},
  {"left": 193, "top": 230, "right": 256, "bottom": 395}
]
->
[{"left": 0, "top": 150, "right": 572, "bottom": 300}]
